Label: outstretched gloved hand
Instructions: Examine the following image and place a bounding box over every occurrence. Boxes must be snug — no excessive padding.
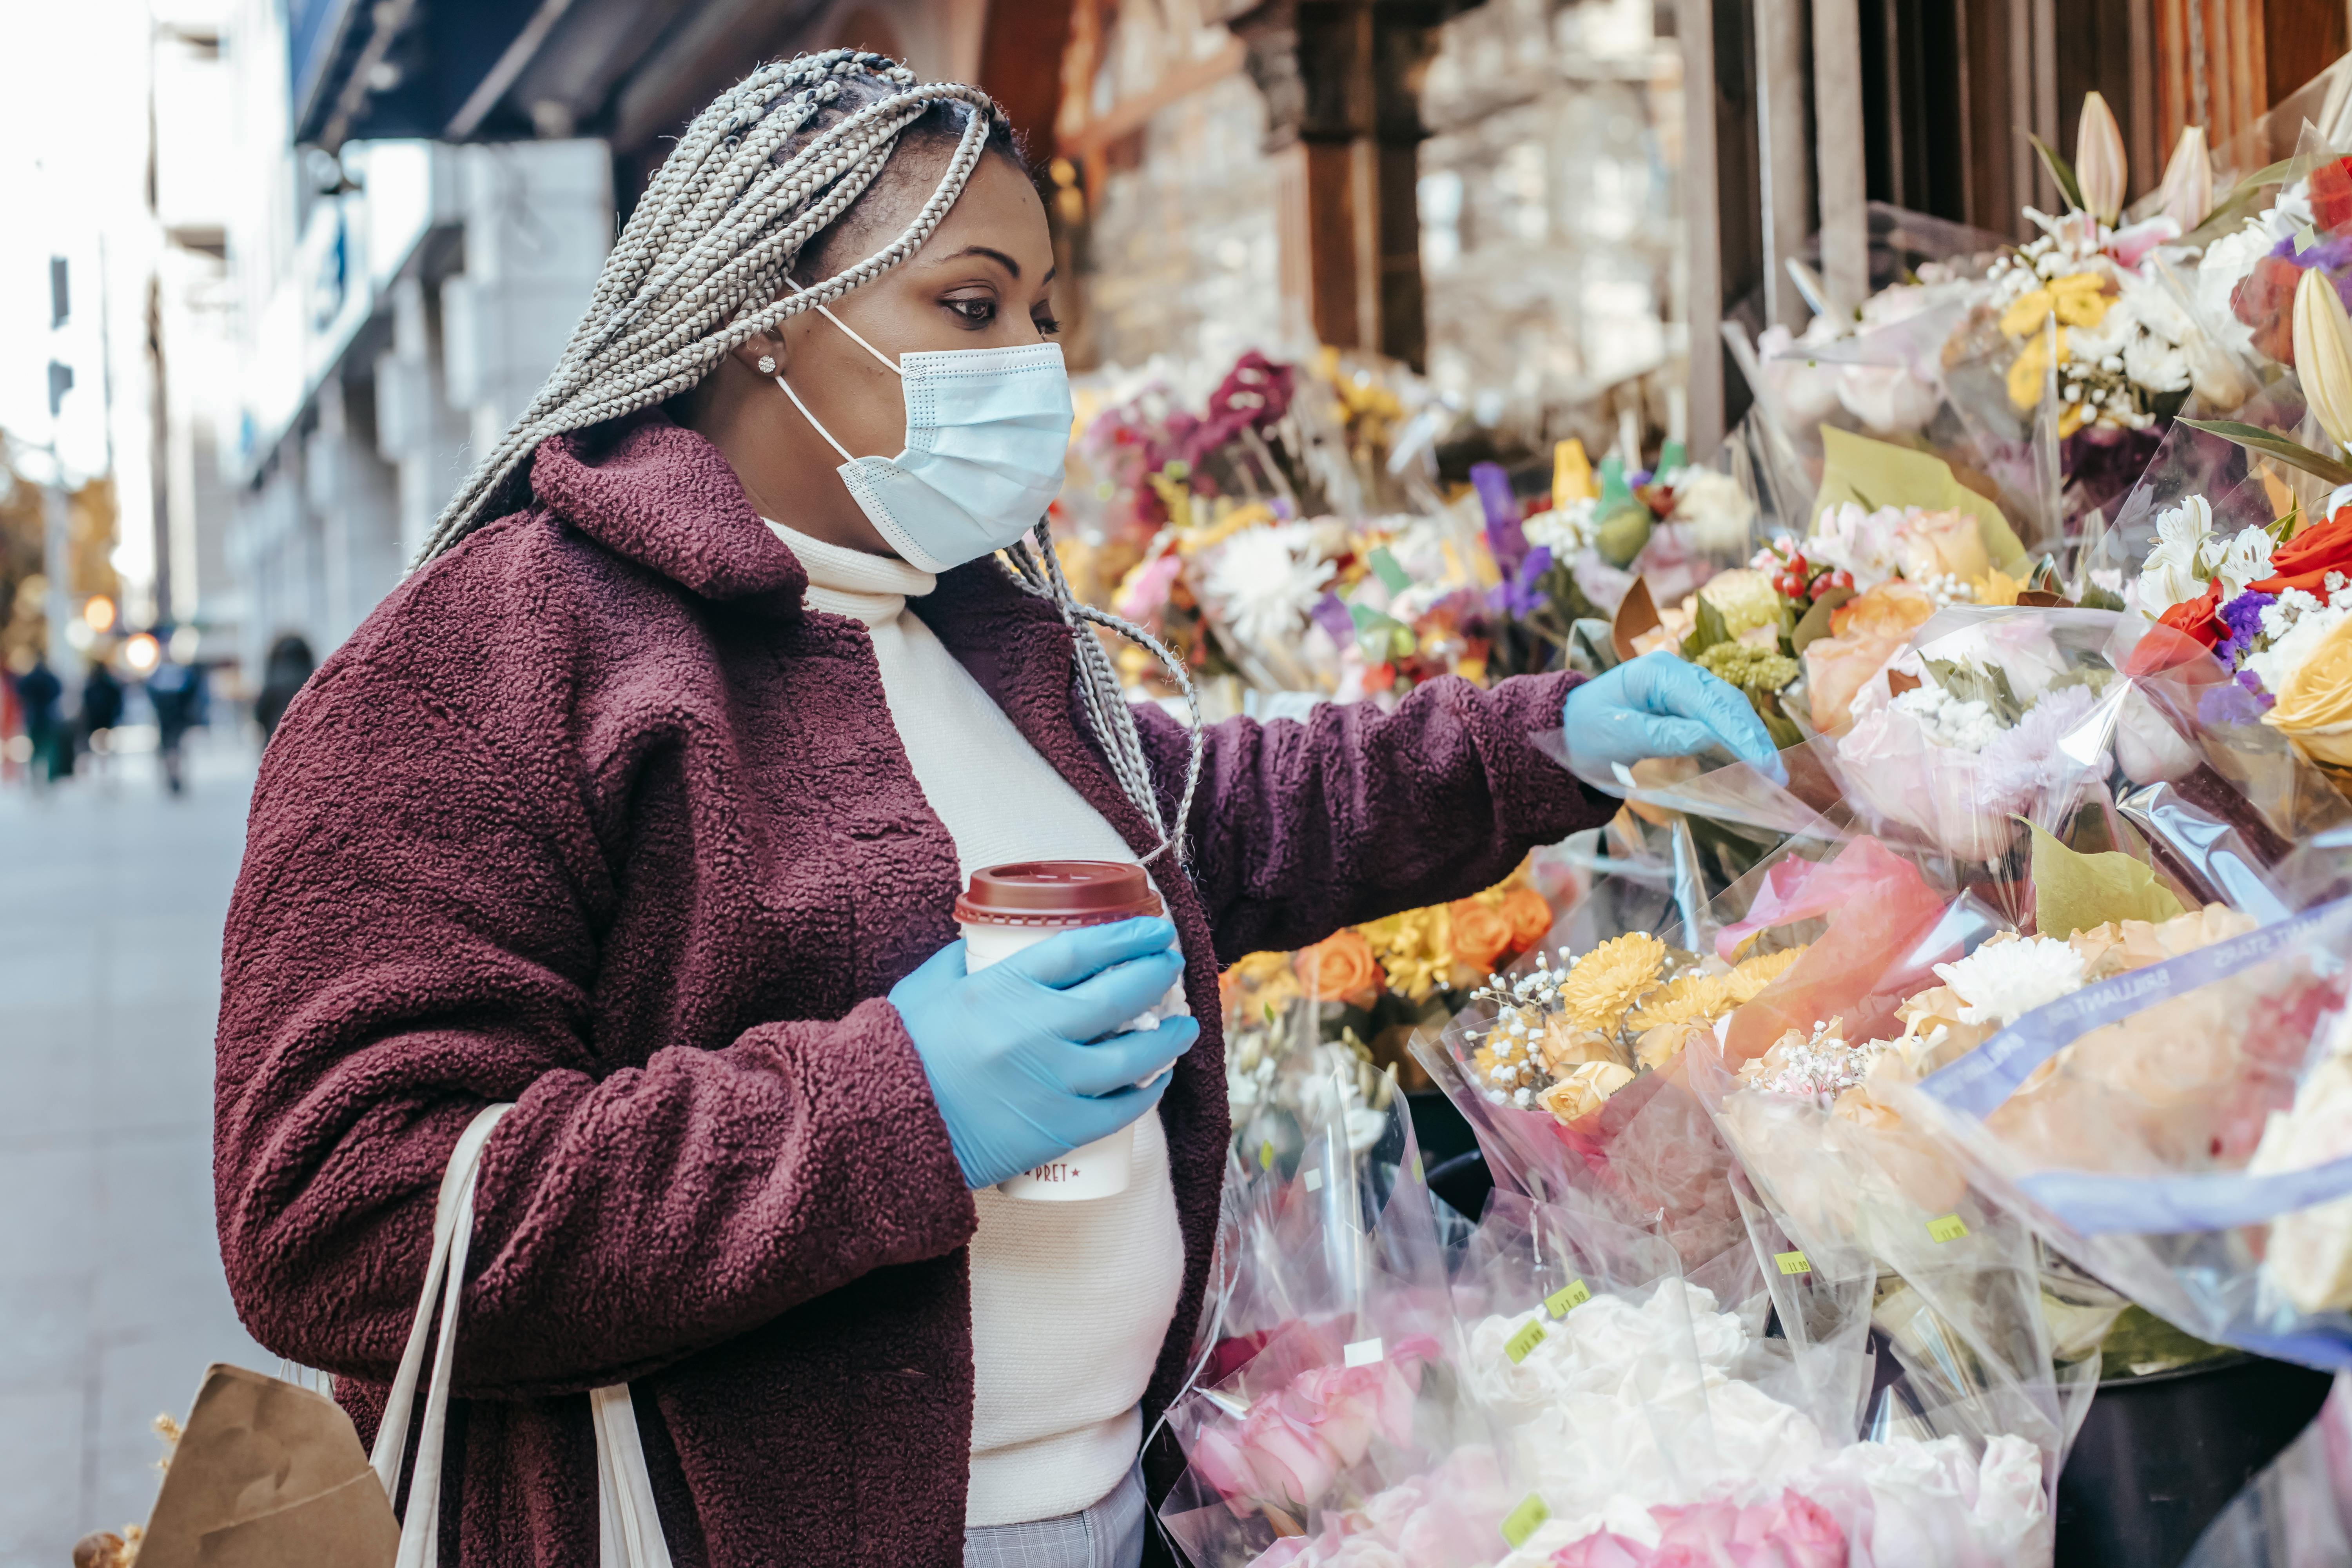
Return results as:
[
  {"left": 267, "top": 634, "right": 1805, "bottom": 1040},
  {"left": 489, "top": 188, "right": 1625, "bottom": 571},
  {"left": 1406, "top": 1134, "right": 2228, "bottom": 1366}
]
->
[
  {"left": 1562, "top": 652, "right": 1788, "bottom": 785},
  {"left": 889, "top": 917, "right": 1198, "bottom": 1191}
]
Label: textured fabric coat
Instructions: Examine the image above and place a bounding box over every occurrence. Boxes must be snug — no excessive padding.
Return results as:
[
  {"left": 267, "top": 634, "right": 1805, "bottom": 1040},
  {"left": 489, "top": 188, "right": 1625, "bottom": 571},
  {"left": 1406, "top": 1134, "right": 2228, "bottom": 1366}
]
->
[{"left": 212, "top": 411, "right": 1609, "bottom": 1566}]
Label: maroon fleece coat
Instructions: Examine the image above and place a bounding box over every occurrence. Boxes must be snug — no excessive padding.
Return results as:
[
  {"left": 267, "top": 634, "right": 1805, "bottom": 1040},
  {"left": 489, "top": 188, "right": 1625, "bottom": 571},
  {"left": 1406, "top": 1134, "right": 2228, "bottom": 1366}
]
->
[{"left": 213, "top": 412, "right": 1609, "bottom": 1566}]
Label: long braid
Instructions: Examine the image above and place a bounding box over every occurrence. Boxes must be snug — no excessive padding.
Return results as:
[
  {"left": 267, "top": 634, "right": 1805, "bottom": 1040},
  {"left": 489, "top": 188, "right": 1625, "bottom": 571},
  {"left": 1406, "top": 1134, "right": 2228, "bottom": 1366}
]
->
[
  {"left": 414, "top": 51, "right": 995, "bottom": 563},
  {"left": 1007, "top": 525, "right": 1205, "bottom": 870},
  {"left": 413, "top": 49, "right": 1203, "bottom": 871}
]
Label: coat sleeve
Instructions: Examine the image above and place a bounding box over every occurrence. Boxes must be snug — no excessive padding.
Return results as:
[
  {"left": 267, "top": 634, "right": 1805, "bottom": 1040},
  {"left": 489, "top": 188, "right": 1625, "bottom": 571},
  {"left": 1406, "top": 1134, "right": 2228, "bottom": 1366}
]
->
[
  {"left": 214, "top": 658, "right": 976, "bottom": 1399},
  {"left": 1136, "top": 671, "right": 1618, "bottom": 964}
]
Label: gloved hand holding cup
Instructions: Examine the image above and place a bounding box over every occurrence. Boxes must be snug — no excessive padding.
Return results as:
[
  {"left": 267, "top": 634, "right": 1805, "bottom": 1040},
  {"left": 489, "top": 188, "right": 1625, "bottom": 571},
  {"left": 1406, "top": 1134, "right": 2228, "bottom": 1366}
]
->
[{"left": 891, "top": 861, "right": 1192, "bottom": 1199}]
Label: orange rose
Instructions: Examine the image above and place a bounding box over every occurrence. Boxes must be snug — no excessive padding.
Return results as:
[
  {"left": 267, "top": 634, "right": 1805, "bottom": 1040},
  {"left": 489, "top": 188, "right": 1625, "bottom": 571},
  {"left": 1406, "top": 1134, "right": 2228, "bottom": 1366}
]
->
[
  {"left": 1448, "top": 900, "right": 1516, "bottom": 973},
  {"left": 1296, "top": 928, "right": 1384, "bottom": 1007},
  {"left": 1496, "top": 886, "right": 1554, "bottom": 950},
  {"left": 1806, "top": 580, "right": 1937, "bottom": 731}
]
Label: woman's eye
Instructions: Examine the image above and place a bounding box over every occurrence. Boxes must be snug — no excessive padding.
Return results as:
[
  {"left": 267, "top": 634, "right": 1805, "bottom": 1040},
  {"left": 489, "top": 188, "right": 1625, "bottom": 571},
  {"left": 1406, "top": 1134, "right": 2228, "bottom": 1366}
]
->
[
  {"left": 1034, "top": 314, "right": 1062, "bottom": 337},
  {"left": 946, "top": 298, "right": 996, "bottom": 325}
]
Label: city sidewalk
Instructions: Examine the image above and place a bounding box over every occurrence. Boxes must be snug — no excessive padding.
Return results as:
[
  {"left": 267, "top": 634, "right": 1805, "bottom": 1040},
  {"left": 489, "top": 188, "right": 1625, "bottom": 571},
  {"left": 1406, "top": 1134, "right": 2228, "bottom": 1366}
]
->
[{"left": 0, "top": 735, "right": 271, "bottom": 1564}]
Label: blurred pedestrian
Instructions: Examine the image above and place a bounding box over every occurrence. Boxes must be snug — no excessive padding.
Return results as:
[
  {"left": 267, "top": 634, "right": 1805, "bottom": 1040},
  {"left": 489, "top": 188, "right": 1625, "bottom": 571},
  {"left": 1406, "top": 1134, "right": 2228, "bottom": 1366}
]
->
[
  {"left": 252, "top": 633, "right": 314, "bottom": 742},
  {"left": 79, "top": 659, "right": 124, "bottom": 771},
  {"left": 11, "top": 655, "right": 68, "bottom": 786},
  {"left": 145, "top": 649, "right": 206, "bottom": 796}
]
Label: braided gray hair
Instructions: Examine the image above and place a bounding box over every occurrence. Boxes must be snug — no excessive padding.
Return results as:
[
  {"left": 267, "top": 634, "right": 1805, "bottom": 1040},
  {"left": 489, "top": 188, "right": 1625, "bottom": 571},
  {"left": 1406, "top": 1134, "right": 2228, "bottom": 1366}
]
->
[{"left": 414, "top": 49, "right": 1201, "bottom": 867}]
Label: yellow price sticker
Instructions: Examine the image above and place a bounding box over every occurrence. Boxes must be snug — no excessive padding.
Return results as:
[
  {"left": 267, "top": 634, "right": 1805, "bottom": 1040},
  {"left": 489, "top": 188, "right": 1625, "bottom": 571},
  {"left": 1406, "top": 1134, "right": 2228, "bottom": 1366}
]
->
[
  {"left": 1545, "top": 1279, "right": 1592, "bottom": 1318},
  {"left": 1503, "top": 1319, "right": 1548, "bottom": 1364},
  {"left": 1927, "top": 1214, "right": 1970, "bottom": 1243},
  {"left": 1500, "top": 1494, "right": 1551, "bottom": 1548},
  {"left": 1775, "top": 1250, "right": 1813, "bottom": 1276},
  {"left": 1258, "top": 1141, "right": 1274, "bottom": 1171}
]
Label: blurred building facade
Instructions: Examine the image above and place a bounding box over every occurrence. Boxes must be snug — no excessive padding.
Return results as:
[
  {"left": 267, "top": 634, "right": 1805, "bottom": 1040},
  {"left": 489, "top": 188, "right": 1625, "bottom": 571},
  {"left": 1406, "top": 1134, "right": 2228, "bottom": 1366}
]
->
[{"left": 145, "top": 0, "right": 2352, "bottom": 685}]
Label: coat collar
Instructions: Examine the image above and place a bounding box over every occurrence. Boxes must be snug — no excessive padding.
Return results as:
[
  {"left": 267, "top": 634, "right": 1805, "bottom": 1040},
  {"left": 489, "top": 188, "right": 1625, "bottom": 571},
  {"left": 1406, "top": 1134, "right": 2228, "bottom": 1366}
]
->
[
  {"left": 530, "top": 411, "right": 1173, "bottom": 864},
  {"left": 527, "top": 412, "right": 809, "bottom": 616}
]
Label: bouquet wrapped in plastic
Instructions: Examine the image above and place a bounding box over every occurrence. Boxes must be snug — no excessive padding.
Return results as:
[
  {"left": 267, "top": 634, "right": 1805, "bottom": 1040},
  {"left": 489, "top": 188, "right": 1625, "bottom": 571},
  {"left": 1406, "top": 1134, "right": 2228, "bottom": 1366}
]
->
[
  {"left": 1158, "top": 1059, "right": 1504, "bottom": 1566},
  {"left": 1462, "top": 1189, "right": 2060, "bottom": 1567},
  {"left": 1887, "top": 833, "right": 2352, "bottom": 1372}
]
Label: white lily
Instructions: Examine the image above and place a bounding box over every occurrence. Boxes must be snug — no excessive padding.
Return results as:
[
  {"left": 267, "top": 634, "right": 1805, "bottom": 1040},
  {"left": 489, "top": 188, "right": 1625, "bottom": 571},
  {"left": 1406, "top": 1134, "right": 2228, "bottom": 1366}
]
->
[{"left": 2137, "top": 495, "right": 2214, "bottom": 613}]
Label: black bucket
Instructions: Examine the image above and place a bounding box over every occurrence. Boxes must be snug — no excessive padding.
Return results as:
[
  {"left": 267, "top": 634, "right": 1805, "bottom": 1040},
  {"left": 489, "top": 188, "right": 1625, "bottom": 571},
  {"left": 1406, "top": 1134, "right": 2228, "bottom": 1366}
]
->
[{"left": 2055, "top": 1355, "right": 2336, "bottom": 1568}]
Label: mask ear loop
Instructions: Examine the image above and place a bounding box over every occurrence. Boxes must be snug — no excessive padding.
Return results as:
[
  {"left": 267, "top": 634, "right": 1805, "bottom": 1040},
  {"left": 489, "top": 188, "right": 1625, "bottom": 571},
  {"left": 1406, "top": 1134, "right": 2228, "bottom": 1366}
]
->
[
  {"left": 782, "top": 274, "right": 904, "bottom": 375},
  {"left": 771, "top": 373, "right": 858, "bottom": 464},
  {"left": 769, "top": 276, "right": 907, "bottom": 464}
]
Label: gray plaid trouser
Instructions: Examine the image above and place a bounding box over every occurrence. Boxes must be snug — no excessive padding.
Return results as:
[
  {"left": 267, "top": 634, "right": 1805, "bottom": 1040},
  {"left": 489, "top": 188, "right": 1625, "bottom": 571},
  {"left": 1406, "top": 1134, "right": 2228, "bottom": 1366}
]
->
[{"left": 963, "top": 1463, "right": 1146, "bottom": 1568}]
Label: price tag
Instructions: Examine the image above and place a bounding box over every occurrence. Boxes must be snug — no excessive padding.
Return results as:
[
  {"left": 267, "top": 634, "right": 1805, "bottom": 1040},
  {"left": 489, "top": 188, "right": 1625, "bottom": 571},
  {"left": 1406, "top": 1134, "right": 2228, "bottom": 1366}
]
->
[
  {"left": 1927, "top": 1213, "right": 1970, "bottom": 1243},
  {"left": 1412, "top": 1154, "right": 1425, "bottom": 1183},
  {"left": 1503, "top": 1319, "right": 1548, "bottom": 1363},
  {"left": 1258, "top": 1141, "right": 1274, "bottom": 1171},
  {"left": 1544, "top": 1279, "right": 1592, "bottom": 1318},
  {"left": 1775, "top": 1250, "right": 1813, "bottom": 1275},
  {"left": 1500, "top": 1494, "right": 1551, "bottom": 1548},
  {"left": 1343, "top": 1337, "right": 1384, "bottom": 1367},
  {"left": 1304, "top": 1167, "right": 1324, "bottom": 1192}
]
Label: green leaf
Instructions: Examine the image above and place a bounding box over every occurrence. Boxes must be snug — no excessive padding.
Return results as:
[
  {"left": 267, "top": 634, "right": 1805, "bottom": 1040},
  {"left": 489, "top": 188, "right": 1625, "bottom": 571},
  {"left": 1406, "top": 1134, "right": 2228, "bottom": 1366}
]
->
[
  {"left": 1924, "top": 657, "right": 2024, "bottom": 726},
  {"left": 1367, "top": 546, "right": 1413, "bottom": 595},
  {"left": 2078, "top": 583, "right": 2127, "bottom": 612},
  {"left": 2026, "top": 820, "right": 2187, "bottom": 939},
  {"left": 2027, "top": 133, "right": 2085, "bottom": 212},
  {"left": 1681, "top": 593, "right": 1732, "bottom": 659},
  {"left": 1789, "top": 585, "right": 1853, "bottom": 655},
  {"left": 2177, "top": 418, "right": 2352, "bottom": 487}
]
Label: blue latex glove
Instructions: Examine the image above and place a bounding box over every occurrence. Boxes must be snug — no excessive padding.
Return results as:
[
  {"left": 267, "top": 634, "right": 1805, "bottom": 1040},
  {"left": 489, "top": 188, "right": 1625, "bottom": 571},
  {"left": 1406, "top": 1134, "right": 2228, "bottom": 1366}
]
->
[
  {"left": 1563, "top": 652, "right": 1787, "bottom": 785},
  {"left": 889, "top": 917, "right": 1200, "bottom": 1190}
]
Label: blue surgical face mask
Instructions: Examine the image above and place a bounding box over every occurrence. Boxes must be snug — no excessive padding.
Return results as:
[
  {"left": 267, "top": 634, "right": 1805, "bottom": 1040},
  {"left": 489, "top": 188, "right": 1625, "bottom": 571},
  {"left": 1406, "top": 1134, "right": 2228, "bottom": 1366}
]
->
[{"left": 771, "top": 290, "right": 1073, "bottom": 574}]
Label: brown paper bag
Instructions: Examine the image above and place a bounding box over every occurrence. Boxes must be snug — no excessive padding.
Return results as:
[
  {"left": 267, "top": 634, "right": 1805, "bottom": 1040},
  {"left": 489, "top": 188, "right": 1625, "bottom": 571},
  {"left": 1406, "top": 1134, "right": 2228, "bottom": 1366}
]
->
[{"left": 133, "top": 1363, "right": 398, "bottom": 1568}]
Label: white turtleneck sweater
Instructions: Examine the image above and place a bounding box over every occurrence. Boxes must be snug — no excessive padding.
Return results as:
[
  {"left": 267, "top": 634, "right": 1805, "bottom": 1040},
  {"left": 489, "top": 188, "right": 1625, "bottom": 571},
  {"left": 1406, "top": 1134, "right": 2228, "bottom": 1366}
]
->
[{"left": 763, "top": 518, "right": 1187, "bottom": 1529}]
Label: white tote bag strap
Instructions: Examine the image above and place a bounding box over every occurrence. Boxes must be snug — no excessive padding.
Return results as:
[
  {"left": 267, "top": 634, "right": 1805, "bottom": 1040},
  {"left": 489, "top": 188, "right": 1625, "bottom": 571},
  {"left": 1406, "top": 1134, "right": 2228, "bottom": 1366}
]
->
[
  {"left": 375, "top": 1102, "right": 514, "bottom": 1568},
  {"left": 592, "top": 1383, "right": 674, "bottom": 1568},
  {"left": 370, "top": 1102, "right": 672, "bottom": 1568}
]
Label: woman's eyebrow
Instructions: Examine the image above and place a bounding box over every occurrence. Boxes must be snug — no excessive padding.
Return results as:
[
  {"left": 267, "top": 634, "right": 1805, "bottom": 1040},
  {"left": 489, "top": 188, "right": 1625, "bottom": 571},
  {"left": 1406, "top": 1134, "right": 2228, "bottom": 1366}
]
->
[{"left": 939, "top": 244, "right": 1024, "bottom": 277}]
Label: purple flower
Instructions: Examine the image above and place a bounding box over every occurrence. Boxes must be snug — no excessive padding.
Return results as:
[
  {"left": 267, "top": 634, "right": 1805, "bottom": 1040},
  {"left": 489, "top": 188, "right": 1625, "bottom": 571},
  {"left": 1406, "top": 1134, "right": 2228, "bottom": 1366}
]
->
[
  {"left": 2216, "top": 590, "right": 2277, "bottom": 664},
  {"left": 1470, "top": 462, "right": 1531, "bottom": 573},
  {"left": 1488, "top": 545, "right": 1555, "bottom": 617},
  {"left": 2200, "top": 676, "right": 2275, "bottom": 726}
]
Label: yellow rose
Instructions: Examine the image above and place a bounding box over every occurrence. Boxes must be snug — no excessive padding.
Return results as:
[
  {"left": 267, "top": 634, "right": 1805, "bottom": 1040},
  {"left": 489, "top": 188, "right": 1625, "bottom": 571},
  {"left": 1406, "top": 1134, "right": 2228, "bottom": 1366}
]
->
[
  {"left": 1538, "top": 1060, "right": 1636, "bottom": 1125},
  {"left": 1539, "top": 1015, "right": 1626, "bottom": 1076},
  {"left": 2267, "top": 615, "right": 2352, "bottom": 766},
  {"left": 1896, "top": 507, "right": 1992, "bottom": 584}
]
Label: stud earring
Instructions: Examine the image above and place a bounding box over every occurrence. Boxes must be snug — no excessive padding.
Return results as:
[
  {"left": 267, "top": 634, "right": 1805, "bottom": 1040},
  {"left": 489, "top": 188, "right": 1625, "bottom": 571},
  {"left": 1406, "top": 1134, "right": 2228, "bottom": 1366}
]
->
[{"left": 757, "top": 354, "right": 777, "bottom": 376}]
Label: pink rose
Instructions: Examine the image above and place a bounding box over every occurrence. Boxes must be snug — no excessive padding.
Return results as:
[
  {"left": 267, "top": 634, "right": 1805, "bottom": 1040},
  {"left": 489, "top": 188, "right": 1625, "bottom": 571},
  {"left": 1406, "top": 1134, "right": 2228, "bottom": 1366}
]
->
[
  {"left": 1550, "top": 1531, "right": 1657, "bottom": 1566},
  {"left": 1646, "top": 1491, "right": 1847, "bottom": 1568}
]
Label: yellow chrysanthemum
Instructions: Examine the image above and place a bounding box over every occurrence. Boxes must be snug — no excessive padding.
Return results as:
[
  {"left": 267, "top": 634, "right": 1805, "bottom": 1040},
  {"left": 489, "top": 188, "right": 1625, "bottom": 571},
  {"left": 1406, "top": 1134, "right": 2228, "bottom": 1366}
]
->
[
  {"left": 1555, "top": 933, "right": 1668, "bottom": 1035},
  {"left": 1729, "top": 944, "right": 1809, "bottom": 1004},
  {"left": 1627, "top": 972, "right": 1738, "bottom": 1032}
]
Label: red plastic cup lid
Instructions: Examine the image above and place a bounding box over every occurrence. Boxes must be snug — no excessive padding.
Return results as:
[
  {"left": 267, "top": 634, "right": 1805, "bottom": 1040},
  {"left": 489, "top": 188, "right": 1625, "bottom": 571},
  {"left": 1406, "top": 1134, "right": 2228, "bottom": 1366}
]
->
[{"left": 953, "top": 860, "right": 1165, "bottom": 927}]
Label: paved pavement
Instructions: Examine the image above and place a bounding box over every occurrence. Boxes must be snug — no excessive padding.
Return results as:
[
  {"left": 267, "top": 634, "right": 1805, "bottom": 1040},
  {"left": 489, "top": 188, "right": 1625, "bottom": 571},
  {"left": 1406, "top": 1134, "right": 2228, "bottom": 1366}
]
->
[{"left": 0, "top": 734, "right": 271, "bottom": 1565}]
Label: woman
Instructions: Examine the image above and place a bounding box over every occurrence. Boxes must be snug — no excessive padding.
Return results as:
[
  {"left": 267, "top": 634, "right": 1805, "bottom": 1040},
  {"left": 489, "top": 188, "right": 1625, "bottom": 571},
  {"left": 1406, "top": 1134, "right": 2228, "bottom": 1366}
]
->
[{"left": 213, "top": 51, "right": 1774, "bottom": 1568}]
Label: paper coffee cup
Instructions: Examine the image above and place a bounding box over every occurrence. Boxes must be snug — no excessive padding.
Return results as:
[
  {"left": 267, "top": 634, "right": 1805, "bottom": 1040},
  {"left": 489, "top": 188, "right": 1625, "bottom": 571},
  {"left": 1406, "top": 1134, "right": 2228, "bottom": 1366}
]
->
[{"left": 955, "top": 860, "right": 1187, "bottom": 1201}]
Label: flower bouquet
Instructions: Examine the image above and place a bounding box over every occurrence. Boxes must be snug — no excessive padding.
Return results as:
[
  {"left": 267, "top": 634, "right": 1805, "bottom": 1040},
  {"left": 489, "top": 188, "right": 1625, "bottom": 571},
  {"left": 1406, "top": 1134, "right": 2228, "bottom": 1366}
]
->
[
  {"left": 1157, "top": 1062, "right": 1508, "bottom": 1566},
  {"left": 1222, "top": 861, "right": 1564, "bottom": 1120},
  {"left": 1885, "top": 835, "right": 2352, "bottom": 1372},
  {"left": 1458, "top": 1189, "right": 2059, "bottom": 1568}
]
